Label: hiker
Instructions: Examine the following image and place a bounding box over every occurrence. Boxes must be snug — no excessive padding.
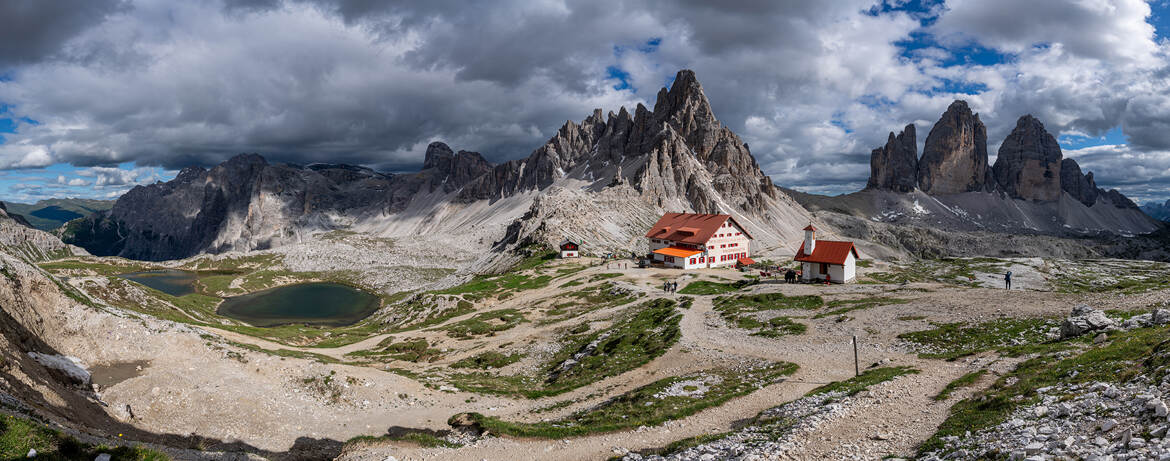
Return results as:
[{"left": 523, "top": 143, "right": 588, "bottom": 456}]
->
[
  {"left": 825, "top": 273, "right": 831, "bottom": 285},
  {"left": 1005, "top": 270, "right": 1012, "bottom": 290},
  {"left": 663, "top": 281, "right": 669, "bottom": 292},
  {"left": 671, "top": 282, "right": 677, "bottom": 293}
]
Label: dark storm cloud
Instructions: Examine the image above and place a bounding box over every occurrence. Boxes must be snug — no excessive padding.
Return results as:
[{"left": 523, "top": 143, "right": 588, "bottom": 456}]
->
[
  {"left": 0, "top": 0, "right": 126, "bottom": 68},
  {"left": 0, "top": 0, "right": 1167, "bottom": 202}
]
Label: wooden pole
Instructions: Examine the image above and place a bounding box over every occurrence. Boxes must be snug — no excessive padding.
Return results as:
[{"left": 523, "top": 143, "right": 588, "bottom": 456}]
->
[{"left": 852, "top": 335, "right": 859, "bottom": 377}]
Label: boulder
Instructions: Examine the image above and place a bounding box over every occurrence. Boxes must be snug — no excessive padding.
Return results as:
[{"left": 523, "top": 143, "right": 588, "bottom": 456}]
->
[
  {"left": 1155, "top": 309, "right": 1170, "bottom": 325},
  {"left": 867, "top": 124, "right": 918, "bottom": 193},
  {"left": 993, "top": 115, "right": 1063, "bottom": 202},
  {"left": 918, "top": 100, "right": 991, "bottom": 195},
  {"left": 1060, "top": 305, "right": 1116, "bottom": 338}
]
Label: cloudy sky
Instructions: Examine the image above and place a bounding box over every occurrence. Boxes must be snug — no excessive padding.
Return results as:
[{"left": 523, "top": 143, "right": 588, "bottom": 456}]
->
[{"left": 1, "top": 0, "right": 1168, "bottom": 205}]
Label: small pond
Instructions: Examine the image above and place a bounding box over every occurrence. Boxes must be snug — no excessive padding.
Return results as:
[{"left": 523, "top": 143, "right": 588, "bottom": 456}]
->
[
  {"left": 216, "top": 282, "right": 381, "bottom": 327},
  {"left": 89, "top": 360, "right": 150, "bottom": 389},
  {"left": 118, "top": 270, "right": 199, "bottom": 296}
]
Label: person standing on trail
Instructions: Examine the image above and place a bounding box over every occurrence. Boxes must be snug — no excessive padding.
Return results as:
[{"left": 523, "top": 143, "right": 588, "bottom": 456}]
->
[{"left": 1005, "top": 271, "right": 1012, "bottom": 290}]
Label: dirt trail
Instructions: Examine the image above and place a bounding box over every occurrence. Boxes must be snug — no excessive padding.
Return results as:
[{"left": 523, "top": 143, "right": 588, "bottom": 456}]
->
[
  {"left": 72, "top": 257, "right": 1166, "bottom": 458},
  {"left": 337, "top": 275, "right": 991, "bottom": 461}
]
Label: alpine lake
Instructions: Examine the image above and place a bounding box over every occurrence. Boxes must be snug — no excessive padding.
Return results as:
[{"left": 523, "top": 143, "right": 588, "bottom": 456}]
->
[{"left": 118, "top": 270, "right": 380, "bottom": 327}]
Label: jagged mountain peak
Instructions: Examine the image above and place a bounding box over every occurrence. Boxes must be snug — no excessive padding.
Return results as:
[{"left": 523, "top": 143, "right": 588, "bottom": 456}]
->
[
  {"left": 993, "top": 114, "right": 1063, "bottom": 201},
  {"left": 867, "top": 123, "right": 917, "bottom": 193},
  {"left": 423, "top": 142, "right": 455, "bottom": 169},
  {"left": 943, "top": 99, "right": 974, "bottom": 116},
  {"left": 219, "top": 153, "right": 268, "bottom": 168},
  {"left": 653, "top": 69, "right": 718, "bottom": 141},
  {"left": 1015, "top": 113, "right": 1041, "bottom": 127},
  {"left": 918, "top": 99, "right": 991, "bottom": 195}
]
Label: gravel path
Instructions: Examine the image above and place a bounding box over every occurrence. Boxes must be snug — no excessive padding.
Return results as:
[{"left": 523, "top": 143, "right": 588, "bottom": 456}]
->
[{"left": 36, "top": 252, "right": 1167, "bottom": 459}]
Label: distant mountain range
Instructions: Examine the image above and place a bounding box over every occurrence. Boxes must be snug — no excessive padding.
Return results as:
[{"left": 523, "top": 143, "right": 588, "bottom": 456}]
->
[
  {"left": 1143, "top": 200, "right": 1170, "bottom": 222},
  {"left": 792, "top": 100, "right": 1160, "bottom": 239},
  {"left": 61, "top": 70, "right": 810, "bottom": 262},
  {"left": 49, "top": 71, "right": 1164, "bottom": 263},
  {"left": 0, "top": 199, "right": 113, "bottom": 231}
]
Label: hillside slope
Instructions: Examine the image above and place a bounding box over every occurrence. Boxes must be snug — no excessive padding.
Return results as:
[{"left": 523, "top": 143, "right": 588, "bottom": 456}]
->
[{"left": 3, "top": 199, "right": 114, "bottom": 231}]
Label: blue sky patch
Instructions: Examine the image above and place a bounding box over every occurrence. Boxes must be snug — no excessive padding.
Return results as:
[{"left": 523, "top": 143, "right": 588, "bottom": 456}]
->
[
  {"left": 606, "top": 66, "right": 633, "bottom": 91},
  {"left": 1059, "top": 126, "right": 1127, "bottom": 150}
]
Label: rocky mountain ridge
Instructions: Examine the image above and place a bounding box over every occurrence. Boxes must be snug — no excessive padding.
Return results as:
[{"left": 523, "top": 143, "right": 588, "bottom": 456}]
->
[
  {"left": 458, "top": 70, "right": 782, "bottom": 216},
  {"left": 1, "top": 201, "right": 80, "bottom": 261},
  {"left": 1144, "top": 200, "right": 1170, "bottom": 222},
  {"left": 2, "top": 198, "right": 114, "bottom": 231},
  {"left": 867, "top": 101, "right": 1141, "bottom": 213},
  {"left": 867, "top": 124, "right": 918, "bottom": 193},
  {"left": 63, "top": 70, "right": 810, "bottom": 262}
]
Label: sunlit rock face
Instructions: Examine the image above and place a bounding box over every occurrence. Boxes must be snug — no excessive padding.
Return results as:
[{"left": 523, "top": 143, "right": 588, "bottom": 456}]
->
[
  {"left": 993, "top": 115, "right": 1064, "bottom": 202},
  {"left": 917, "top": 100, "right": 992, "bottom": 195}
]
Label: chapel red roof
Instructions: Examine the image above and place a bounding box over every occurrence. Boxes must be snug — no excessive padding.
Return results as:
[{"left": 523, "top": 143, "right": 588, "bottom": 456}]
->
[
  {"left": 803, "top": 224, "right": 817, "bottom": 231},
  {"left": 644, "top": 213, "right": 753, "bottom": 244},
  {"left": 794, "top": 240, "right": 858, "bottom": 265}
]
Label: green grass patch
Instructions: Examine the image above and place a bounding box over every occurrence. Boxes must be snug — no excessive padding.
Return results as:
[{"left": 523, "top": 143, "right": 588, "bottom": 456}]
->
[
  {"left": 897, "top": 318, "right": 1060, "bottom": 361},
  {"left": 346, "top": 430, "right": 461, "bottom": 449},
  {"left": 542, "top": 282, "right": 640, "bottom": 320},
  {"left": 451, "top": 351, "right": 524, "bottom": 369},
  {"left": 808, "top": 366, "right": 919, "bottom": 397},
  {"left": 347, "top": 337, "right": 443, "bottom": 363},
  {"left": 453, "top": 363, "right": 797, "bottom": 438},
  {"left": 714, "top": 293, "right": 823, "bottom": 311},
  {"left": 934, "top": 370, "right": 986, "bottom": 401},
  {"left": 919, "top": 325, "right": 1170, "bottom": 455},
  {"left": 678, "top": 279, "right": 758, "bottom": 295},
  {"left": 449, "top": 298, "right": 681, "bottom": 398},
  {"left": 712, "top": 293, "right": 821, "bottom": 337},
  {"left": 434, "top": 270, "right": 553, "bottom": 301},
  {"left": 751, "top": 317, "right": 807, "bottom": 338},
  {"left": 868, "top": 257, "right": 1010, "bottom": 287},
  {"left": 440, "top": 309, "right": 526, "bottom": 338},
  {"left": 1045, "top": 259, "right": 1170, "bottom": 294},
  {"left": 0, "top": 413, "right": 169, "bottom": 460},
  {"left": 37, "top": 258, "right": 153, "bottom": 276}
]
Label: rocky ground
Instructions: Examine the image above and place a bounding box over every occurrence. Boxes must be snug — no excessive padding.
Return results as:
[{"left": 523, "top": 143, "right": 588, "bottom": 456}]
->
[{"left": 5, "top": 227, "right": 1170, "bottom": 461}]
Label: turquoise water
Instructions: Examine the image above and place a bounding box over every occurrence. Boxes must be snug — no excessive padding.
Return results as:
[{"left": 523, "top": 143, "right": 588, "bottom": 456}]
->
[
  {"left": 118, "top": 270, "right": 199, "bottom": 296},
  {"left": 216, "top": 282, "right": 381, "bottom": 327}
]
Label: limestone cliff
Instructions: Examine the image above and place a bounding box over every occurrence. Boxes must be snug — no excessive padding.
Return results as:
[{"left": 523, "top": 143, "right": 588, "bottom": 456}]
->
[
  {"left": 917, "top": 100, "right": 992, "bottom": 195},
  {"left": 866, "top": 124, "right": 918, "bottom": 193},
  {"left": 1060, "top": 158, "right": 1100, "bottom": 207},
  {"left": 993, "top": 115, "right": 1063, "bottom": 202}
]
